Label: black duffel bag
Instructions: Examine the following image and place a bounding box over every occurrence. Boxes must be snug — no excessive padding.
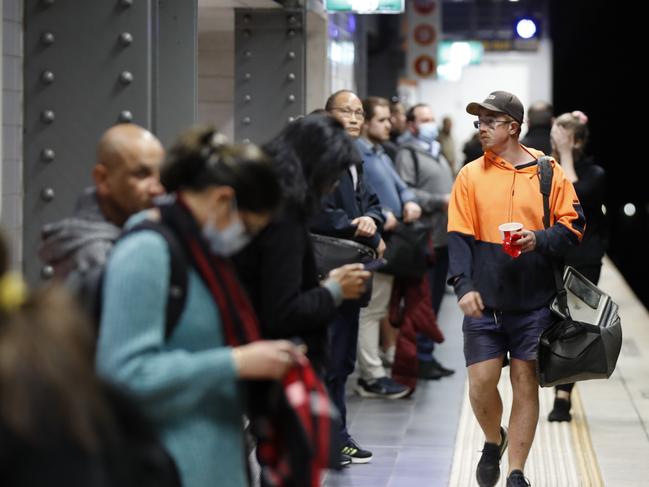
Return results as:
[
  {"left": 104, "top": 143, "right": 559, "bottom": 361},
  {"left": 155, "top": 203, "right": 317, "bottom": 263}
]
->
[
  {"left": 380, "top": 221, "right": 432, "bottom": 279},
  {"left": 536, "top": 313, "right": 622, "bottom": 387},
  {"left": 535, "top": 157, "right": 622, "bottom": 387}
]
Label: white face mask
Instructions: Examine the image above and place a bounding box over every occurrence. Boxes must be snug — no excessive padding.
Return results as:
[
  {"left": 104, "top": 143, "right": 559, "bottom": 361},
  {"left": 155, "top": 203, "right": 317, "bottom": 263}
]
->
[
  {"left": 202, "top": 199, "right": 251, "bottom": 257},
  {"left": 417, "top": 122, "right": 439, "bottom": 143}
]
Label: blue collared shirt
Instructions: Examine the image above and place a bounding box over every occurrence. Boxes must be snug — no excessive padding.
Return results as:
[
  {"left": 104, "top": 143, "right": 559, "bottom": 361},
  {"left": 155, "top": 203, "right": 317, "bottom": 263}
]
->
[{"left": 356, "top": 137, "right": 416, "bottom": 219}]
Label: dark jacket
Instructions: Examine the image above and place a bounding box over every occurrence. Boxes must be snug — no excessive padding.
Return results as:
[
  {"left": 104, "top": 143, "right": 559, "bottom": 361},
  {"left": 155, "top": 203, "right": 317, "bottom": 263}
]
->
[
  {"left": 564, "top": 156, "right": 607, "bottom": 268},
  {"left": 233, "top": 205, "right": 338, "bottom": 372},
  {"left": 309, "top": 164, "right": 385, "bottom": 250},
  {"left": 521, "top": 126, "right": 552, "bottom": 156}
]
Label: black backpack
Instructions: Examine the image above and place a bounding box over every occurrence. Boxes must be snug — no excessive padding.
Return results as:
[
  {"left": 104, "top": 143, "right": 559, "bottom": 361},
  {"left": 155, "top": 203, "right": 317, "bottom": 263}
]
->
[{"left": 71, "top": 219, "right": 188, "bottom": 341}]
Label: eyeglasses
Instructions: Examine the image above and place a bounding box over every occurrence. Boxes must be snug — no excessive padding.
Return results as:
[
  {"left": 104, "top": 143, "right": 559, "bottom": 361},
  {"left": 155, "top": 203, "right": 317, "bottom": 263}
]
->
[
  {"left": 473, "top": 118, "right": 512, "bottom": 129},
  {"left": 331, "top": 106, "right": 365, "bottom": 119}
]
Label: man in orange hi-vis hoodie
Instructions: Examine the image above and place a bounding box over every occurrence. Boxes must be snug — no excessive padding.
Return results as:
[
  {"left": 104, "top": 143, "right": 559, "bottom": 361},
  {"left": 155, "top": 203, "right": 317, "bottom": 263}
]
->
[{"left": 447, "top": 91, "right": 585, "bottom": 487}]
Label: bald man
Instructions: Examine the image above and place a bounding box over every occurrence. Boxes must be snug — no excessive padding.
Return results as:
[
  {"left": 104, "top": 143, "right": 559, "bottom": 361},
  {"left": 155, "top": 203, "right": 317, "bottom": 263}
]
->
[{"left": 40, "top": 123, "right": 165, "bottom": 279}]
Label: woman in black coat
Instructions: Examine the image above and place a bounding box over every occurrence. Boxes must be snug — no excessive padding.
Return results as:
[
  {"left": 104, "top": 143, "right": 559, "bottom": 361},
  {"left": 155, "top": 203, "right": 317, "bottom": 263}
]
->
[{"left": 233, "top": 114, "right": 370, "bottom": 374}]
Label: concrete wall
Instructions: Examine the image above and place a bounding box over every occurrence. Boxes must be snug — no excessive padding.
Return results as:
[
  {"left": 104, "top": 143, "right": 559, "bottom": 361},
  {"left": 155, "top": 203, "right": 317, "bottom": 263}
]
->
[{"left": 1, "top": 0, "right": 23, "bottom": 269}]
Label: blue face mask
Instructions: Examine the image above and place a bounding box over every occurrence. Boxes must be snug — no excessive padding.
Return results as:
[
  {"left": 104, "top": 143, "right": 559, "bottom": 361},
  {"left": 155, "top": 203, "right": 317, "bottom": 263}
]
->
[
  {"left": 203, "top": 203, "right": 251, "bottom": 257},
  {"left": 417, "top": 122, "right": 439, "bottom": 143}
]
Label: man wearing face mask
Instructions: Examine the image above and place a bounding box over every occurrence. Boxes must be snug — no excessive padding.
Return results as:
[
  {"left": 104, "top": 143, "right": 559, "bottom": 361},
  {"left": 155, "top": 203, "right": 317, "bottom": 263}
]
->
[{"left": 395, "top": 103, "right": 455, "bottom": 380}]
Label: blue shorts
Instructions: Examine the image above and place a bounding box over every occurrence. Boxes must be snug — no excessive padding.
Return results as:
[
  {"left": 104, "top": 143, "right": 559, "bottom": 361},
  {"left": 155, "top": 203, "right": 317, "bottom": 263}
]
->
[{"left": 463, "top": 307, "right": 554, "bottom": 366}]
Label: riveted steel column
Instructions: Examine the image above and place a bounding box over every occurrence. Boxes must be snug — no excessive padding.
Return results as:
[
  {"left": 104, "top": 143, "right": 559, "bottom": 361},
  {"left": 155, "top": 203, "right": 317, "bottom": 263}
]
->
[
  {"left": 22, "top": 0, "right": 197, "bottom": 284},
  {"left": 234, "top": 9, "right": 305, "bottom": 144}
]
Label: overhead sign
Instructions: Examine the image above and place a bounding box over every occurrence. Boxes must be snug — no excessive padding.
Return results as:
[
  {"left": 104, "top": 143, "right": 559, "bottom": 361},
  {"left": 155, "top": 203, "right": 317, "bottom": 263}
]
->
[
  {"left": 324, "top": 0, "right": 404, "bottom": 13},
  {"left": 407, "top": 0, "right": 441, "bottom": 79}
]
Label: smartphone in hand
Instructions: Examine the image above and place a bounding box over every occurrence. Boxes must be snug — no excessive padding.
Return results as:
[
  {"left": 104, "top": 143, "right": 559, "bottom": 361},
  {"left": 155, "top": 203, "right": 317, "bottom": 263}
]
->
[{"left": 363, "top": 258, "right": 388, "bottom": 272}]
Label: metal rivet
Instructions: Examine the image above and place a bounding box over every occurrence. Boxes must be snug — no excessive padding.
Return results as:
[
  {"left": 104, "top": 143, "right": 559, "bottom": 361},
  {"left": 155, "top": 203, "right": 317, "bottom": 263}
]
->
[
  {"left": 41, "top": 187, "right": 55, "bottom": 202},
  {"left": 41, "top": 32, "right": 55, "bottom": 45},
  {"left": 288, "top": 94, "right": 296, "bottom": 102},
  {"left": 244, "top": 73, "right": 251, "bottom": 80},
  {"left": 242, "top": 117, "right": 251, "bottom": 125},
  {"left": 243, "top": 29, "right": 251, "bottom": 38},
  {"left": 41, "top": 70, "right": 55, "bottom": 84},
  {"left": 287, "top": 117, "right": 295, "bottom": 123},
  {"left": 41, "top": 265, "right": 54, "bottom": 279},
  {"left": 119, "top": 32, "right": 133, "bottom": 46},
  {"left": 120, "top": 0, "right": 133, "bottom": 7},
  {"left": 287, "top": 15, "right": 297, "bottom": 25},
  {"left": 287, "top": 73, "right": 296, "bottom": 81},
  {"left": 244, "top": 94, "right": 252, "bottom": 102},
  {"left": 243, "top": 14, "right": 251, "bottom": 24},
  {"left": 287, "top": 29, "right": 296, "bottom": 37},
  {"left": 41, "top": 148, "right": 55, "bottom": 162},
  {"left": 288, "top": 51, "right": 296, "bottom": 59},
  {"left": 119, "top": 71, "right": 133, "bottom": 85},
  {"left": 244, "top": 50, "right": 252, "bottom": 58},
  {"left": 41, "top": 110, "right": 55, "bottom": 124},
  {"left": 118, "top": 110, "right": 133, "bottom": 123}
]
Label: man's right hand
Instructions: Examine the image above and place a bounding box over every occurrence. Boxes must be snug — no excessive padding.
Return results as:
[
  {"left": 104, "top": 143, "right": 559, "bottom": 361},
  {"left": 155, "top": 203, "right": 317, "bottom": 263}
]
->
[
  {"left": 351, "top": 216, "right": 377, "bottom": 237},
  {"left": 458, "top": 291, "right": 484, "bottom": 318}
]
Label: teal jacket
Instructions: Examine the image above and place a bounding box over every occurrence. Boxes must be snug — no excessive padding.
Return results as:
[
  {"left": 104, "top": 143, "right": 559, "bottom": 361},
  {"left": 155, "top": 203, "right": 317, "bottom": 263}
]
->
[{"left": 96, "top": 228, "right": 246, "bottom": 487}]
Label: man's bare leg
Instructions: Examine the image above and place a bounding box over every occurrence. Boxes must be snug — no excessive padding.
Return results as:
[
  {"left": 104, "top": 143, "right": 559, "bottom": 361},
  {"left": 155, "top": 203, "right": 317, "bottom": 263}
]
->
[
  {"left": 468, "top": 356, "right": 505, "bottom": 443},
  {"left": 508, "top": 358, "right": 539, "bottom": 473}
]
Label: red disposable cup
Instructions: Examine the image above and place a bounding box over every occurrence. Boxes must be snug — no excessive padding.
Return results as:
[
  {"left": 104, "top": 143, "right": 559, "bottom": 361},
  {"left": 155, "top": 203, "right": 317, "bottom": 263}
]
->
[{"left": 498, "top": 222, "right": 523, "bottom": 258}]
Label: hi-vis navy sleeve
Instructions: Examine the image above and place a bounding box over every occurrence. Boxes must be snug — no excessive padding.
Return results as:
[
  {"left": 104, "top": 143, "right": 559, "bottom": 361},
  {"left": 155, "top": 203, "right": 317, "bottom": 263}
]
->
[
  {"left": 447, "top": 168, "right": 476, "bottom": 300},
  {"left": 533, "top": 162, "right": 585, "bottom": 257}
]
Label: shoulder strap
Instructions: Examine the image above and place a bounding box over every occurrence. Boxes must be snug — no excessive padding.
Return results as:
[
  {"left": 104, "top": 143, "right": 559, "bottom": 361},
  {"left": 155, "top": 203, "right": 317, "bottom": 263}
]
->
[
  {"left": 537, "top": 156, "right": 569, "bottom": 317},
  {"left": 124, "top": 221, "right": 189, "bottom": 340},
  {"left": 406, "top": 147, "right": 420, "bottom": 185}
]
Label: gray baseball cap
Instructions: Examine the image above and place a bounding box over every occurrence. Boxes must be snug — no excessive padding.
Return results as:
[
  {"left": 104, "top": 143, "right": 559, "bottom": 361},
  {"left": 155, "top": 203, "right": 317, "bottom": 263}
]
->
[{"left": 466, "top": 91, "right": 524, "bottom": 124}]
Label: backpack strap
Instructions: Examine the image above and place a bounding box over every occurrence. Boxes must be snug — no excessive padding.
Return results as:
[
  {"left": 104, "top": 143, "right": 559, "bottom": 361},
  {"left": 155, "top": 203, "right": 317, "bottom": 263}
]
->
[
  {"left": 406, "top": 146, "right": 420, "bottom": 186},
  {"left": 537, "top": 156, "right": 569, "bottom": 317},
  {"left": 124, "top": 220, "right": 189, "bottom": 340}
]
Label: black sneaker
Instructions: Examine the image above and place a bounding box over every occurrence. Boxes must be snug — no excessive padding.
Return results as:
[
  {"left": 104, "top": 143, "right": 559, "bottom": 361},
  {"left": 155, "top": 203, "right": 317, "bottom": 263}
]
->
[
  {"left": 341, "top": 438, "right": 372, "bottom": 464},
  {"left": 548, "top": 397, "right": 572, "bottom": 422},
  {"left": 430, "top": 356, "right": 455, "bottom": 377},
  {"left": 355, "top": 377, "right": 410, "bottom": 399},
  {"left": 507, "top": 469, "right": 531, "bottom": 486},
  {"left": 476, "top": 426, "right": 508, "bottom": 487},
  {"left": 417, "top": 360, "right": 444, "bottom": 380},
  {"left": 339, "top": 454, "right": 352, "bottom": 468}
]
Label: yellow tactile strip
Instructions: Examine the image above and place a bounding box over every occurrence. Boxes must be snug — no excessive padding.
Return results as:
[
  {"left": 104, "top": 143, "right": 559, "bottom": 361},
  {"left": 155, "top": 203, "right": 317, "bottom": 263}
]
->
[{"left": 448, "top": 368, "right": 604, "bottom": 486}]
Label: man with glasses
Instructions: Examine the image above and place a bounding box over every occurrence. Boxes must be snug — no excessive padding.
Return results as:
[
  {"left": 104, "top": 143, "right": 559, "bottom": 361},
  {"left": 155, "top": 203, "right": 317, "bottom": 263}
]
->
[
  {"left": 310, "top": 89, "right": 386, "bottom": 466},
  {"left": 447, "top": 91, "right": 585, "bottom": 487}
]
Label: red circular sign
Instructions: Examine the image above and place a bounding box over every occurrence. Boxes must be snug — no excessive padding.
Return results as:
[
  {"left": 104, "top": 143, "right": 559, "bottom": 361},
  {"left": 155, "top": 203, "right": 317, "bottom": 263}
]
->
[
  {"left": 413, "top": 24, "right": 437, "bottom": 45},
  {"left": 414, "top": 55, "right": 436, "bottom": 77},
  {"left": 414, "top": 0, "right": 436, "bottom": 15}
]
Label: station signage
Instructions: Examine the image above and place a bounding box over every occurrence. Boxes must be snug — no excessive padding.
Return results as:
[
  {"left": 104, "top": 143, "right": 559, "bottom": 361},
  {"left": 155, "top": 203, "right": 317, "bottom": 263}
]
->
[{"left": 324, "top": 0, "right": 404, "bottom": 13}]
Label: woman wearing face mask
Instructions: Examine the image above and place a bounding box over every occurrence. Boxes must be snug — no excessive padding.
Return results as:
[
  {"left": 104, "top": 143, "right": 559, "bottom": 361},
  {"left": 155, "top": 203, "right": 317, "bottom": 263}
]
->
[
  {"left": 233, "top": 114, "right": 371, "bottom": 377},
  {"left": 96, "top": 126, "right": 304, "bottom": 487},
  {"left": 547, "top": 111, "right": 607, "bottom": 423}
]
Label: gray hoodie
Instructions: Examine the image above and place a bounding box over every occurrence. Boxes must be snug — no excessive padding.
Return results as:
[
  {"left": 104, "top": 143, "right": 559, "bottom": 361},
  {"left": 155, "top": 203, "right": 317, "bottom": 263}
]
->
[
  {"left": 39, "top": 187, "right": 121, "bottom": 280},
  {"left": 395, "top": 135, "right": 454, "bottom": 247}
]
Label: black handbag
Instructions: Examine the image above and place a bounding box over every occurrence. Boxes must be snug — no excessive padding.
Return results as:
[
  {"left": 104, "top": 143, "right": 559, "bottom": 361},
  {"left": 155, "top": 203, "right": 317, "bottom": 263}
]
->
[
  {"left": 535, "top": 157, "right": 622, "bottom": 387},
  {"left": 309, "top": 233, "right": 376, "bottom": 280},
  {"left": 380, "top": 221, "right": 432, "bottom": 279}
]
